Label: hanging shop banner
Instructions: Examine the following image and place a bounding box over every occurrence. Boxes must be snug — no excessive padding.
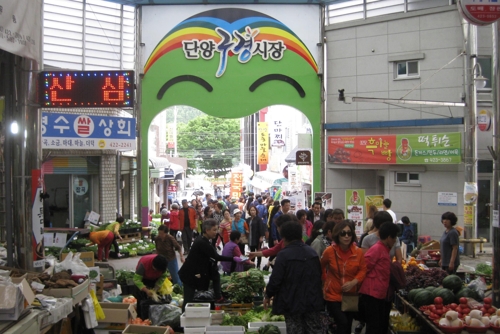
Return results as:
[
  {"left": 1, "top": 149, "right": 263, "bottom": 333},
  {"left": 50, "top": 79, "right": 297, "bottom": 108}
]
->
[
  {"left": 230, "top": 171, "right": 243, "bottom": 200},
  {"left": 365, "top": 195, "right": 384, "bottom": 212},
  {"left": 0, "top": 0, "right": 42, "bottom": 62},
  {"left": 31, "top": 169, "right": 44, "bottom": 268},
  {"left": 314, "top": 192, "right": 333, "bottom": 209},
  {"left": 42, "top": 112, "right": 136, "bottom": 151},
  {"left": 257, "top": 122, "right": 269, "bottom": 164},
  {"left": 345, "top": 189, "right": 365, "bottom": 237},
  {"left": 328, "top": 133, "right": 461, "bottom": 165}
]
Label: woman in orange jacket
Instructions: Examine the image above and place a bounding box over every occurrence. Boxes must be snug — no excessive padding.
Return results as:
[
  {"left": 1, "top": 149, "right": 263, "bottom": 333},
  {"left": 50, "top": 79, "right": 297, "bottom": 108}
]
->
[{"left": 321, "top": 220, "right": 367, "bottom": 334}]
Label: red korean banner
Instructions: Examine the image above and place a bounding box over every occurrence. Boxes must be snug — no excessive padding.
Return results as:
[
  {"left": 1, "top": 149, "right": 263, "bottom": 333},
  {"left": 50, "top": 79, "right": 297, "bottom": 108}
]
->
[
  {"left": 328, "top": 135, "right": 397, "bottom": 164},
  {"left": 230, "top": 172, "right": 243, "bottom": 200}
]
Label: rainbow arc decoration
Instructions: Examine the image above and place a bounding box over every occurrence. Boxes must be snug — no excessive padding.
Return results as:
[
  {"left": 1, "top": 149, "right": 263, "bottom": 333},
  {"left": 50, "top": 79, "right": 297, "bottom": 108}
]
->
[{"left": 144, "top": 8, "right": 317, "bottom": 75}]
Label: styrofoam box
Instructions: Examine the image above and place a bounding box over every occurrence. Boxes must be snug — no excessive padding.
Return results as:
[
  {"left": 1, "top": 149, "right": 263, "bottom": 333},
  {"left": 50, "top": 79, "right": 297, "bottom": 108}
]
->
[
  {"left": 183, "top": 327, "right": 206, "bottom": 334},
  {"left": 181, "top": 313, "right": 212, "bottom": 327},
  {"left": 205, "top": 325, "right": 245, "bottom": 333},
  {"left": 185, "top": 303, "right": 211, "bottom": 318},
  {"left": 249, "top": 321, "right": 287, "bottom": 334},
  {"left": 211, "top": 310, "right": 224, "bottom": 325}
]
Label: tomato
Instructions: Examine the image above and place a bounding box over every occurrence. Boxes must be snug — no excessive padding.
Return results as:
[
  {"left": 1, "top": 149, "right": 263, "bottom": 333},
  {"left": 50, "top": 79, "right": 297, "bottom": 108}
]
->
[
  {"left": 485, "top": 313, "right": 491, "bottom": 317},
  {"left": 449, "top": 303, "right": 458, "bottom": 310},
  {"left": 436, "top": 304, "right": 443, "bottom": 310},
  {"left": 434, "top": 297, "right": 443, "bottom": 305},
  {"left": 459, "top": 297, "right": 468, "bottom": 305},
  {"left": 429, "top": 305, "right": 437, "bottom": 312},
  {"left": 484, "top": 297, "right": 493, "bottom": 305},
  {"left": 435, "top": 309, "right": 444, "bottom": 316},
  {"left": 488, "top": 307, "right": 496, "bottom": 314},
  {"left": 481, "top": 307, "right": 488, "bottom": 314},
  {"left": 462, "top": 308, "right": 471, "bottom": 314}
]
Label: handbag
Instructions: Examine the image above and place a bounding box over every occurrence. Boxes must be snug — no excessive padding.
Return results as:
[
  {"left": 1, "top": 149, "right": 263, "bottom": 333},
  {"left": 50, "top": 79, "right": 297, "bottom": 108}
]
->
[{"left": 335, "top": 250, "right": 359, "bottom": 312}]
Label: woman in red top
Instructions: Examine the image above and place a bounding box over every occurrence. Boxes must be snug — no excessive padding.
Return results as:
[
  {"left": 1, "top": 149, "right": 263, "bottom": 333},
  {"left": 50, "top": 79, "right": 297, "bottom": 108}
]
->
[
  {"left": 358, "top": 222, "right": 399, "bottom": 334},
  {"left": 321, "top": 221, "right": 366, "bottom": 334},
  {"left": 168, "top": 203, "right": 180, "bottom": 238},
  {"left": 219, "top": 209, "right": 232, "bottom": 245}
]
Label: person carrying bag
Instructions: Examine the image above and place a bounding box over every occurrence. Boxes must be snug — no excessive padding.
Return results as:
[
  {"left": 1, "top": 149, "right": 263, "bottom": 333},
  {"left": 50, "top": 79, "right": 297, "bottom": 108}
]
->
[{"left": 321, "top": 220, "right": 366, "bottom": 334}]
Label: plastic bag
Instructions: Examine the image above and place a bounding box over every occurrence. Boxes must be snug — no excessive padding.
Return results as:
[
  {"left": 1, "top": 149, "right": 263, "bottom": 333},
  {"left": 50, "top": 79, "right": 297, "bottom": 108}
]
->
[
  {"left": 158, "top": 278, "right": 173, "bottom": 296},
  {"left": 468, "top": 276, "right": 487, "bottom": 300},
  {"left": 55, "top": 252, "right": 90, "bottom": 276},
  {"left": 193, "top": 289, "right": 214, "bottom": 301},
  {"left": 149, "top": 304, "right": 182, "bottom": 327}
]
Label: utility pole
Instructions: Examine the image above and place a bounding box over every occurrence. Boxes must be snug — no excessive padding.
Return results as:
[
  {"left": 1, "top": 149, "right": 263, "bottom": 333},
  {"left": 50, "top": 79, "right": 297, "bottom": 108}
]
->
[{"left": 491, "top": 22, "right": 500, "bottom": 308}]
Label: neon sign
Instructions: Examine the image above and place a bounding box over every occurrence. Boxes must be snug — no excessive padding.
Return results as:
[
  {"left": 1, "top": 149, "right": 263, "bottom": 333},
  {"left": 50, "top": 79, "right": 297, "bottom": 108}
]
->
[{"left": 39, "top": 71, "right": 134, "bottom": 108}]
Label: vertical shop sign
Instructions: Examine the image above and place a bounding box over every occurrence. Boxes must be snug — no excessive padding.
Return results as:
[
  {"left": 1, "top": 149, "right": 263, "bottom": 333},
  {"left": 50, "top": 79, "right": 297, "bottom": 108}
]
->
[
  {"left": 230, "top": 171, "right": 243, "bottom": 200},
  {"left": 345, "top": 189, "right": 365, "bottom": 237},
  {"left": 257, "top": 122, "right": 269, "bottom": 164},
  {"left": 271, "top": 120, "right": 284, "bottom": 147},
  {"left": 32, "top": 169, "right": 44, "bottom": 268}
]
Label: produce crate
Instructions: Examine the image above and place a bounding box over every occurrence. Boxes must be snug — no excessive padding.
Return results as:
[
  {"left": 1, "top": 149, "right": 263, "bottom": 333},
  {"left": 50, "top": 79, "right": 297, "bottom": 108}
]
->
[
  {"left": 220, "top": 303, "right": 253, "bottom": 314},
  {"left": 205, "top": 325, "right": 245, "bottom": 333},
  {"left": 185, "top": 303, "right": 211, "bottom": 318},
  {"left": 248, "top": 322, "right": 287, "bottom": 334},
  {"left": 211, "top": 310, "right": 225, "bottom": 325},
  {"left": 183, "top": 327, "right": 205, "bottom": 334},
  {"left": 180, "top": 313, "right": 211, "bottom": 327}
]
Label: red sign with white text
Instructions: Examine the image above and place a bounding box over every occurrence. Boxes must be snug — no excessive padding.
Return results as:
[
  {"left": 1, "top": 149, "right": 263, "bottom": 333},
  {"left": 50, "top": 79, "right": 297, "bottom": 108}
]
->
[{"left": 459, "top": 0, "right": 500, "bottom": 25}]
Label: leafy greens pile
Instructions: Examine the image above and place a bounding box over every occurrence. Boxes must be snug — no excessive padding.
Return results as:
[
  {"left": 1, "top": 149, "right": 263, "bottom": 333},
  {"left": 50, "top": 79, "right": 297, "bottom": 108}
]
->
[
  {"left": 221, "top": 306, "right": 284, "bottom": 328},
  {"left": 221, "top": 269, "right": 266, "bottom": 303},
  {"left": 475, "top": 263, "right": 493, "bottom": 276}
]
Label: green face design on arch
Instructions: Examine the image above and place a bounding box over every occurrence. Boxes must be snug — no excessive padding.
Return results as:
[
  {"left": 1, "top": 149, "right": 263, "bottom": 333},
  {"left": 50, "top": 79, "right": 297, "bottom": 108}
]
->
[
  {"left": 140, "top": 7, "right": 322, "bottom": 211},
  {"left": 142, "top": 8, "right": 321, "bottom": 119}
]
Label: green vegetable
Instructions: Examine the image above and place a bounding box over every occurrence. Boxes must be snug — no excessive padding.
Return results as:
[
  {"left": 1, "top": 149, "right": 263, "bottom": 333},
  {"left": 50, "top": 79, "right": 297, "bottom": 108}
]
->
[
  {"left": 89, "top": 270, "right": 98, "bottom": 279},
  {"left": 475, "top": 263, "right": 493, "bottom": 275},
  {"left": 224, "top": 269, "right": 266, "bottom": 303},
  {"left": 258, "top": 324, "right": 281, "bottom": 334}
]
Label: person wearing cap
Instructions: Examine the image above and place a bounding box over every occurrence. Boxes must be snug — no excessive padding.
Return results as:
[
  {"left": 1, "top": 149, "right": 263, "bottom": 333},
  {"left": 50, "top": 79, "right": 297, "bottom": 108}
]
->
[
  {"left": 228, "top": 198, "right": 239, "bottom": 216},
  {"left": 231, "top": 208, "right": 249, "bottom": 254},
  {"left": 179, "top": 199, "right": 197, "bottom": 255}
]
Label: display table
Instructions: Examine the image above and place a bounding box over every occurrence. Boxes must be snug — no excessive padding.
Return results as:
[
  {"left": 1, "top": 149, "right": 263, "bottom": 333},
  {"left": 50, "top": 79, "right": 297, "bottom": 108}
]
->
[
  {"left": 396, "top": 293, "right": 444, "bottom": 334},
  {"left": 459, "top": 238, "right": 488, "bottom": 258}
]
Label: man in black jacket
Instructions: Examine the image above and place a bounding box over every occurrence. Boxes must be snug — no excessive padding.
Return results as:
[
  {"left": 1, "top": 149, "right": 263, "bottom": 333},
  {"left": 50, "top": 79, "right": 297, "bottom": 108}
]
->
[
  {"left": 306, "top": 201, "right": 324, "bottom": 223},
  {"left": 178, "top": 219, "right": 234, "bottom": 311},
  {"left": 264, "top": 221, "right": 324, "bottom": 333}
]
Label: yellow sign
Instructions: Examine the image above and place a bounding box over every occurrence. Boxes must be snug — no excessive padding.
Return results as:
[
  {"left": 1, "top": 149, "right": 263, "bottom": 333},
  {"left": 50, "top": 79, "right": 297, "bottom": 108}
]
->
[
  {"left": 464, "top": 204, "right": 474, "bottom": 226},
  {"left": 257, "top": 122, "right": 269, "bottom": 164}
]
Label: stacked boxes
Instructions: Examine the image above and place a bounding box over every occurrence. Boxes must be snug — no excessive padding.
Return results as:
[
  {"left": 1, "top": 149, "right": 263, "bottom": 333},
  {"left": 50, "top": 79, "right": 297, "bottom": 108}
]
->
[{"left": 181, "top": 303, "right": 211, "bottom": 334}]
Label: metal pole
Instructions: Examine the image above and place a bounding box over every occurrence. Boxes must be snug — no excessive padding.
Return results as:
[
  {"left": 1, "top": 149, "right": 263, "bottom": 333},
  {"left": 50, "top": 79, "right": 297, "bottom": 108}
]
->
[
  {"left": 463, "top": 19, "right": 477, "bottom": 256},
  {"left": 4, "top": 53, "right": 14, "bottom": 267},
  {"left": 491, "top": 22, "right": 500, "bottom": 308},
  {"left": 116, "top": 151, "right": 121, "bottom": 217},
  {"left": 135, "top": 5, "right": 142, "bottom": 223},
  {"left": 174, "top": 106, "right": 178, "bottom": 157}
]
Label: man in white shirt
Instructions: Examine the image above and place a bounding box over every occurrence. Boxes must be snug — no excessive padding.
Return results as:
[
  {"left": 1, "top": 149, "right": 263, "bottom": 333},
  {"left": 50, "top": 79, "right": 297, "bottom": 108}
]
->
[{"left": 383, "top": 198, "right": 397, "bottom": 223}]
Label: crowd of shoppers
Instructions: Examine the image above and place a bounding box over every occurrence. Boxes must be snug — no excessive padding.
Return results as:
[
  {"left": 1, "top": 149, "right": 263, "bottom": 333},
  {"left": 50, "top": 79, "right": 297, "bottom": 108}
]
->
[{"left": 146, "top": 193, "right": 455, "bottom": 334}]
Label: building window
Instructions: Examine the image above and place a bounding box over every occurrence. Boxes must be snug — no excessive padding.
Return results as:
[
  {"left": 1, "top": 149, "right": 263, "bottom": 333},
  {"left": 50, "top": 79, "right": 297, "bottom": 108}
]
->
[
  {"left": 395, "top": 172, "right": 420, "bottom": 184},
  {"left": 395, "top": 60, "right": 419, "bottom": 79}
]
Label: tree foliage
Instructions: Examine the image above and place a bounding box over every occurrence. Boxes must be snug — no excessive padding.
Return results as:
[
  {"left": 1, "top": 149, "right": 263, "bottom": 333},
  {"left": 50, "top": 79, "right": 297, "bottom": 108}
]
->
[
  {"left": 164, "top": 106, "right": 203, "bottom": 124},
  {"left": 177, "top": 115, "right": 240, "bottom": 177}
]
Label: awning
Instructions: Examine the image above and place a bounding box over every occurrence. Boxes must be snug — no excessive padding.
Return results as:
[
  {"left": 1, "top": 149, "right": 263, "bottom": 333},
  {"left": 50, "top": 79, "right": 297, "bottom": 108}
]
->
[
  {"left": 250, "top": 171, "right": 284, "bottom": 191},
  {"left": 159, "top": 163, "right": 184, "bottom": 179}
]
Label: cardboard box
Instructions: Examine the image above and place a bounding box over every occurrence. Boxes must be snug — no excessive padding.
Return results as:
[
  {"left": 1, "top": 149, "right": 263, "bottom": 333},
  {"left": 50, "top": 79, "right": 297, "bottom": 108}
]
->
[
  {"left": 42, "top": 278, "right": 90, "bottom": 306},
  {"left": 123, "top": 325, "right": 172, "bottom": 334},
  {"left": 99, "top": 302, "right": 137, "bottom": 323},
  {"left": 61, "top": 251, "right": 95, "bottom": 268},
  {"left": 0, "top": 279, "right": 35, "bottom": 321}
]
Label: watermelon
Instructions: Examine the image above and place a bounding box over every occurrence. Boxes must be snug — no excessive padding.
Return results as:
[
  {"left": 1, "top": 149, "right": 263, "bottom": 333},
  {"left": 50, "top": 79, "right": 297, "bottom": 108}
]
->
[
  {"left": 433, "top": 288, "right": 455, "bottom": 305},
  {"left": 442, "top": 275, "right": 463, "bottom": 293},
  {"left": 455, "top": 287, "right": 478, "bottom": 303},
  {"left": 425, "top": 286, "right": 437, "bottom": 292},
  {"left": 408, "top": 288, "right": 424, "bottom": 303},
  {"left": 414, "top": 290, "right": 435, "bottom": 308}
]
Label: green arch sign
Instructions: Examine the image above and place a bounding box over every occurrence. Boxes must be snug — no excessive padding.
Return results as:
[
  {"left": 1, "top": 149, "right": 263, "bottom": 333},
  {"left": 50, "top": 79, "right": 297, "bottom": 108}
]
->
[{"left": 141, "top": 7, "right": 321, "bottom": 216}]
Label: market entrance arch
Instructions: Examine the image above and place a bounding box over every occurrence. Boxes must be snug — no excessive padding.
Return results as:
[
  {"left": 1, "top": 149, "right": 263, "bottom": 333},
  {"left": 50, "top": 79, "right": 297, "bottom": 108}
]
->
[{"left": 140, "top": 6, "right": 322, "bottom": 219}]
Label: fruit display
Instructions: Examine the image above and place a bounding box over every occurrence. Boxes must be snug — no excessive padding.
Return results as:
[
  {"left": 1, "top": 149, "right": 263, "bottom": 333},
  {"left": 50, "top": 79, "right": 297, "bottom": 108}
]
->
[
  {"left": 442, "top": 275, "right": 465, "bottom": 293},
  {"left": 390, "top": 313, "right": 421, "bottom": 332},
  {"left": 404, "top": 265, "right": 448, "bottom": 291}
]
